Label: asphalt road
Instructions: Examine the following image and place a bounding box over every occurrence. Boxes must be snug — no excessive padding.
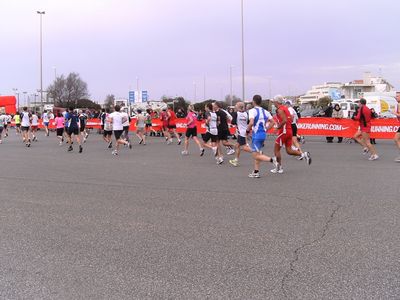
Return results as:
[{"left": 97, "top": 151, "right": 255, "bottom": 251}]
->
[{"left": 0, "top": 130, "right": 399, "bottom": 299}]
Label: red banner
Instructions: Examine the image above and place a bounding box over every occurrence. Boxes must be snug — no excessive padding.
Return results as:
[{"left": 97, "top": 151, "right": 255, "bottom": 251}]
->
[{"left": 10, "top": 117, "right": 400, "bottom": 139}]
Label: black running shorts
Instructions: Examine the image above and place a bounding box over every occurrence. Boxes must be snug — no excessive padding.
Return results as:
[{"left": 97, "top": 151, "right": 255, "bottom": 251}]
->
[
  {"left": 114, "top": 130, "right": 123, "bottom": 140},
  {"left": 186, "top": 127, "right": 197, "bottom": 138}
]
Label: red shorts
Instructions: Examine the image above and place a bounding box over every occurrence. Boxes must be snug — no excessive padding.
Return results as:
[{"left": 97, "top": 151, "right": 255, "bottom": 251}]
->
[
  {"left": 360, "top": 126, "right": 371, "bottom": 134},
  {"left": 31, "top": 126, "right": 38, "bottom": 130},
  {"left": 276, "top": 133, "right": 293, "bottom": 148}
]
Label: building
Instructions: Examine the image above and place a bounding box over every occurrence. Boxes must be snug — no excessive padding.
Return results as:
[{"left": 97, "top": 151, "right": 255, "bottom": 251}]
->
[{"left": 299, "top": 72, "right": 396, "bottom": 104}]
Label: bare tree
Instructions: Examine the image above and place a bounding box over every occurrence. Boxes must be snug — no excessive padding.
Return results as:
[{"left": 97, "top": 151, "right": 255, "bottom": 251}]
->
[
  {"left": 104, "top": 94, "right": 115, "bottom": 109},
  {"left": 47, "top": 72, "right": 89, "bottom": 107}
]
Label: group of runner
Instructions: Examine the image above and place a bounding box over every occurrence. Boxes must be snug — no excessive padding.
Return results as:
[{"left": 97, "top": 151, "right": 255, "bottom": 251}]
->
[{"left": 1, "top": 93, "right": 399, "bottom": 175}]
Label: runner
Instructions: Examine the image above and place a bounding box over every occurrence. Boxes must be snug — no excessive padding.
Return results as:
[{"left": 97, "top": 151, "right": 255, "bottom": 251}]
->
[
  {"left": 135, "top": 109, "right": 146, "bottom": 145},
  {"left": 31, "top": 112, "right": 39, "bottom": 142},
  {"left": 109, "top": 105, "right": 131, "bottom": 155},
  {"left": 286, "top": 100, "right": 303, "bottom": 153},
  {"left": 103, "top": 108, "right": 113, "bottom": 149},
  {"left": 20, "top": 107, "right": 32, "bottom": 147},
  {"left": 160, "top": 108, "right": 169, "bottom": 141},
  {"left": 66, "top": 107, "right": 83, "bottom": 153},
  {"left": 145, "top": 109, "right": 154, "bottom": 136},
  {"left": 166, "top": 105, "right": 181, "bottom": 145},
  {"left": 181, "top": 105, "right": 204, "bottom": 156},
  {"left": 54, "top": 112, "right": 65, "bottom": 145},
  {"left": 42, "top": 110, "right": 50, "bottom": 136},
  {"left": 121, "top": 109, "right": 131, "bottom": 145},
  {"left": 201, "top": 103, "right": 219, "bottom": 158},
  {"left": 0, "top": 112, "right": 6, "bottom": 144},
  {"left": 271, "top": 95, "right": 311, "bottom": 173},
  {"left": 353, "top": 98, "right": 378, "bottom": 160},
  {"left": 13, "top": 112, "right": 21, "bottom": 135},
  {"left": 394, "top": 93, "right": 400, "bottom": 162},
  {"left": 99, "top": 108, "right": 106, "bottom": 134},
  {"left": 246, "top": 95, "right": 278, "bottom": 178},
  {"left": 4, "top": 114, "right": 11, "bottom": 137},
  {"left": 229, "top": 102, "right": 252, "bottom": 166},
  {"left": 213, "top": 101, "right": 235, "bottom": 164},
  {"left": 78, "top": 109, "right": 89, "bottom": 143}
]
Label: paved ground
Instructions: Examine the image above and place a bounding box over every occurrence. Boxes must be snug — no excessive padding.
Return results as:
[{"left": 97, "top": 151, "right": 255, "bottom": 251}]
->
[{"left": 0, "top": 130, "right": 399, "bottom": 299}]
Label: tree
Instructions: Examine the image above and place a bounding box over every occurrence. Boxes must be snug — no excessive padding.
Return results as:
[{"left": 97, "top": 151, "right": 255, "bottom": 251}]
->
[
  {"left": 76, "top": 99, "right": 101, "bottom": 110},
  {"left": 162, "top": 96, "right": 189, "bottom": 112},
  {"left": 224, "top": 95, "right": 241, "bottom": 106},
  {"left": 47, "top": 72, "right": 89, "bottom": 108},
  {"left": 104, "top": 94, "right": 115, "bottom": 110},
  {"left": 317, "top": 96, "right": 332, "bottom": 109}
]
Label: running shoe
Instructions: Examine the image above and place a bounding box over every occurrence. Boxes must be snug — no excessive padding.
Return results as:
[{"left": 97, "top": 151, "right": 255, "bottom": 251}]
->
[
  {"left": 229, "top": 159, "right": 239, "bottom": 167},
  {"left": 395, "top": 156, "right": 400, "bottom": 163},
  {"left": 139, "top": 139, "right": 143, "bottom": 144},
  {"left": 216, "top": 157, "right": 224, "bottom": 165},
  {"left": 0, "top": 140, "right": 2, "bottom": 144},
  {"left": 59, "top": 141, "right": 63, "bottom": 146},
  {"left": 68, "top": 145, "right": 73, "bottom": 152},
  {"left": 304, "top": 152, "right": 312, "bottom": 165},
  {"left": 128, "top": 142, "right": 132, "bottom": 149},
  {"left": 272, "top": 156, "right": 279, "bottom": 169},
  {"left": 181, "top": 150, "right": 189, "bottom": 155},
  {"left": 177, "top": 139, "right": 182, "bottom": 145},
  {"left": 227, "top": 148, "right": 235, "bottom": 155},
  {"left": 270, "top": 167, "right": 283, "bottom": 174},
  {"left": 368, "top": 154, "right": 379, "bottom": 161},
  {"left": 108, "top": 142, "right": 113, "bottom": 149},
  {"left": 248, "top": 171, "right": 260, "bottom": 178},
  {"left": 112, "top": 150, "right": 118, "bottom": 156},
  {"left": 167, "top": 139, "right": 172, "bottom": 145},
  {"left": 362, "top": 148, "right": 369, "bottom": 155},
  {"left": 200, "top": 148, "right": 205, "bottom": 156},
  {"left": 79, "top": 145, "right": 83, "bottom": 153},
  {"left": 212, "top": 147, "right": 218, "bottom": 157}
]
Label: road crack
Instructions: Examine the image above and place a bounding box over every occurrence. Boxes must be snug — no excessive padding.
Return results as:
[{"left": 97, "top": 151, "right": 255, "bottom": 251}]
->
[{"left": 281, "top": 203, "right": 341, "bottom": 298}]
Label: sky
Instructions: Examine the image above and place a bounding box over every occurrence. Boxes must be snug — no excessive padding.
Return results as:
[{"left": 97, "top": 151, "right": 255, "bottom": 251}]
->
[{"left": 0, "top": 0, "right": 399, "bottom": 103}]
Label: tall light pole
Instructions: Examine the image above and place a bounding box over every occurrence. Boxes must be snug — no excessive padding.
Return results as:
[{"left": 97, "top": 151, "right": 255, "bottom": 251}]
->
[
  {"left": 37, "top": 11, "right": 45, "bottom": 112},
  {"left": 267, "top": 76, "right": 272, "bottom": 99},
  {"left": 12, "top": 88, "right": 19, "bottom": 111},
  {"left": 136, "top": 76, "right": 140, "bottom": 102},
  {"left": 203, "top": 75, "right": 206, "bottom": 102},
  {"left": 52, "top": 66, "right": 57, "bottom": 81},
  {"left": 193, "top": 81, "right": 197, "bottom": 102},
  {"left": 229, "top": 65, "right": 234, "bottom": 106},
  {"left": 23, "top": 91, "right": 27, "bottom": 107},
  {"left": 241, "top": 0, "right": 245, "bottom": 102}
]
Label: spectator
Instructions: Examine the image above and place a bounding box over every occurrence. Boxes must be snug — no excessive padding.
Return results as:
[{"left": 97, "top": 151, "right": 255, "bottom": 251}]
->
[{"left": 331, "top": 104, "right": 344, "bottom": 143}]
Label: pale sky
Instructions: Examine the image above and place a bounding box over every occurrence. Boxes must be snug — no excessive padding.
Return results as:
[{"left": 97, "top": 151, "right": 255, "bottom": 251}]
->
[{"left": 1, "top": 0, "right": 399, "bottom": 103}]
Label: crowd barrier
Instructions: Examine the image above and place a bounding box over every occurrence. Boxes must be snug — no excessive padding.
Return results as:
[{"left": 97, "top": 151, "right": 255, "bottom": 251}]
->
[{"left": 10, "top": 117, "right": 400, "bottom": 139}]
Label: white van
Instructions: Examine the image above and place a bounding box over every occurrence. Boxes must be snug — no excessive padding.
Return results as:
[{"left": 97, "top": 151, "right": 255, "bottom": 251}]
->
[
  {"left": 358, "top": 96, "right": 398, "bottom": 117},
  {"left": 331, "top": 100, "right": 358, "bottom": 118}
]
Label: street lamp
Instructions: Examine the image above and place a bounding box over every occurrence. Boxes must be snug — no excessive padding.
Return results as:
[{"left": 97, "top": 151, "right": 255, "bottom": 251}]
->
[
  {"left": 12, "top": 88, "right": 20, "bottom": 111},
  {"left": 229, "top": 65, "right": 234, "bottom": 106},
  {"left": 52, "top": 66, "right": 57, "bottom": 81},
  {"left": 37, "top": 11, "right": 45, "bottom": 112},
  {"left": 241, "top": 0, "right": 245, "bottom": 102}
]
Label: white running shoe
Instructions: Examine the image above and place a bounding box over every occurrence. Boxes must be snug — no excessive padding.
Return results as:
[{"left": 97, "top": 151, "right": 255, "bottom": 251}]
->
[
  {"left": 272, "top": 156, "right": 279, "bottom": 169},
  {"left": 395, "top": 156, "right": 400, "bottom": 163},
  {"left": 216, "top": 157, "right": 224, "bottom": 165},
  {"left": 112, "top": 150, "right": 118, "bottom": 156},
  {"left": 368, "top": 154, "right": 379, "bottom": 161},
  {"left": 229, "top": 159, "right": 239, "bottom": 167},
  {"left": 270, "top": 167, "right": 283, "bottom": 174},
  {"left": 304, "top": 152, "right": 312, "bottom": 165},
  {"left": 181, "top": 150, "right": 189, "bottom": 155},
  {"left": 248, "top": 171, "right": 260, "bottom": 178},
  {"left": 362, "top": 148, "right": 369, "bottom": 155},
  {"left": 167, "top": 139, "right": 172, "bottom": 145},
  {"left": 227, "top": 148, "right": 235, "bottom": 155},
  {"left": 212, "top": 147, "right": 218, "bottom": 156}
]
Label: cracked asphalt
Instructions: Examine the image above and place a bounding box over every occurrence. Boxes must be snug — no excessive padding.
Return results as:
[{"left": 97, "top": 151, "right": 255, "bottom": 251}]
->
[{"left": 0, "top": 131, "right": 399, "bottom": 299}]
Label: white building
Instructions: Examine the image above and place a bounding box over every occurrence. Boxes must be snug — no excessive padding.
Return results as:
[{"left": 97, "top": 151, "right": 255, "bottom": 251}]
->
[{"left": 299, "top": 73, "right": 395, "bottom": 104}]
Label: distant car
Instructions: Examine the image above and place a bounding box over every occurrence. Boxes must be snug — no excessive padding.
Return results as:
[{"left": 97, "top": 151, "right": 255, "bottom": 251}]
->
[
  {"left": 300, "top": 108, "right": 322, "bottom": 118},
  {"left": 379, "top": 111, "right": 397, "bottom": 118}
]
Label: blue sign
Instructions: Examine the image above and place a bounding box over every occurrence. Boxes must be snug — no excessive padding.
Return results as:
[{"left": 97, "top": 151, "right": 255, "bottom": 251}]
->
[
  {"left": 142, "top": 91, "right": 148, "bottom": 102},
  {"left": 329, "top": 88, "right": 342, "bottom": 100},
  {"left": 129, "top": 91, "right": 135, "bottom": 103}
]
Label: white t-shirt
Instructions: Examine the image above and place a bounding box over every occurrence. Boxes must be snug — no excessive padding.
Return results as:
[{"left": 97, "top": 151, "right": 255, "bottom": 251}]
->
[
  {"left": 31, "top": 115, "right": 39, "bottom": 126},
  {"left": 248, "top": 107, "right": 272, "bottom": 138},
  {"left": 0, "top": 115, "right": 6, "bottom": 127},
  {"left": 42, "top": 112, "right": 49, "bottom": 123},
  {"left": 206, "top": 111, "right": 218, "bottom": 135},
  {"left": 288, "top": 107, "right": 298, "bottom": 124},
  {"left": 109, "top": 111, "right": 124, "bottom": 131},
  {"left": 121, "top": 112, "right": 130, "bottom": 127},
  {"left": 21, "top": 112, "right": 31, "bottom": 127},
  {"left": 236, "top": 111, "right": 248, "bottom": 137}
]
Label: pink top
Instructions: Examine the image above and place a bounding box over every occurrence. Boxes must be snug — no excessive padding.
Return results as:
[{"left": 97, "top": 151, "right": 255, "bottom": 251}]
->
[
  {"left": 55, "top": 117, "right": 64, "bottom": 129},
  {"left": 186, "top": 111, "right": 196, "bottom": 128}
]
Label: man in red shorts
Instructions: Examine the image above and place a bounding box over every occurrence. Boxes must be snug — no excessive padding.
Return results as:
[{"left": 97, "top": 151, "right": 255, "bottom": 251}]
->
[
  {"left": 353, "top": 98, "right": 378, "bottom": 160},
  {"left": 271, "top": 95, "right": 311, "bottom": 173}
]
